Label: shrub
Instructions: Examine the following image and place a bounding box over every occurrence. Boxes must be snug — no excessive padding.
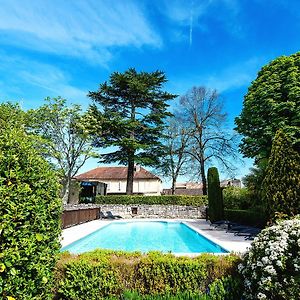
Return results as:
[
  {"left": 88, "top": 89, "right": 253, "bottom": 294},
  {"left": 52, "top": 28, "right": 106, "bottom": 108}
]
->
[
  {"left": 239, "top": 217, "right": 300, "bottom": 300},
  {"left": 207, "top": 167, "right": 224, "bottom": 222},
  {"left": 222, "top": 186, "right": 257, "bottom": 210},
  {"left": 224, "top": 209, "right": 266, "bottom": 227},
  {"left": 95, "top": 195, "right": 207, "bottom": 206},
  {"left": 0, "top": 126, "right": 62, "bottom": 299},
  {"left": 262, "top": 129, "right": 300, "bottom": 223},
  {"left": 55, "top": 250, "right": 241, "bottom": 299}
]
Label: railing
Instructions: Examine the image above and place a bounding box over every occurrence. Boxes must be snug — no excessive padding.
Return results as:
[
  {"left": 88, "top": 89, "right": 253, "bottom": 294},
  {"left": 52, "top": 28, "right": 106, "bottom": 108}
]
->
[{"left": 62, "top": 207, "right": 101, "bottom": 229}]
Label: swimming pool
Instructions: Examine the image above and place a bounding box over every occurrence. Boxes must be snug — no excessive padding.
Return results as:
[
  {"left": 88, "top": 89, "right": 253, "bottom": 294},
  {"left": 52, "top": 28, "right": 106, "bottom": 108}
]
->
[{"left": 61, "top": 221, "right": 228, "bottom": 254}]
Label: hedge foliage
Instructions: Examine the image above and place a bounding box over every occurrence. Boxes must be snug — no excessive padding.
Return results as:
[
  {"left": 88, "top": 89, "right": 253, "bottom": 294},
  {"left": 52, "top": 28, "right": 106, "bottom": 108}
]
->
[
  {"left": 95, "top": 195, "right": 207, "bottom": 206},
  {"left": 207, "top": 168, "right": 224, "bottom": 222},
  {"left": 222, "top": 186, "right": 258, "bottom": 210},
  {"left": 0, "top": 118, "right": 62, "bottom": 299},
  {"left": 224, "top": 209, "right": 266, "bottom": 227},
  {"left": 55, "top": 250, "right": 241, "bottom": 299}
]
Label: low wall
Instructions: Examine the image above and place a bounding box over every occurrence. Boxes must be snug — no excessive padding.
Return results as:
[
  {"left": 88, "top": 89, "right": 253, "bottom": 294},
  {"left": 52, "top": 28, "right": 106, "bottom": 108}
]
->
[{"left": 100, "top": 204, "right": 206, "bottom": 219}]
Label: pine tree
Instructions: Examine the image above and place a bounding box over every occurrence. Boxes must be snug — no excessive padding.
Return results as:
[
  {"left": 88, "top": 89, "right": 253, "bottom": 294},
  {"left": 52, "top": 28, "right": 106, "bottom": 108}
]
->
[
  {"left": 262, "top": 129, "right": 300, "bottom": 222},
  {"left": 87, "top": 68, "right": 176, "bottom": 194},
  {"left": 207, "top": 167, "right": 224, "bottom": 222}
]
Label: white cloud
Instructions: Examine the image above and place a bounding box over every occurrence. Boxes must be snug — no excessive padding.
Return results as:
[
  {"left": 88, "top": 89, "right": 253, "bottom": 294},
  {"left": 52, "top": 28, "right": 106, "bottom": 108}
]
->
[
  {"left": 0, "top": 0, "right": 161, "bottom": 65},
  {"left": 0, "top": 52, "right": 88, "bottom": 106}
]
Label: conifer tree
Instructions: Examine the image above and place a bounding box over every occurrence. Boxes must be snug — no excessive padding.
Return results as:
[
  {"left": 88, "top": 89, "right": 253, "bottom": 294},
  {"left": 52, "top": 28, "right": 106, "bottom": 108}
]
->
[
  {"left": 87, "top": 68, "right": 176, "bottom": 194},
  {"left": 262, "top": 129, "right": 300, "bottom": 222},
  {"left": 207, "top": 167, "right": 224, "bottom": 222}
]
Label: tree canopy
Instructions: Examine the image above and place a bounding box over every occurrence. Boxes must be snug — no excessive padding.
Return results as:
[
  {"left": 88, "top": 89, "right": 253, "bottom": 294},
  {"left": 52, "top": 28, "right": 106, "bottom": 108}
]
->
[
  {"left": 87, "top": 68, "right": 176, "bottom": 194},
  {"left": 176, "top": 86, "right": 237, "bottom": 195},
  {"left": 28, "top": 97, "right": 94, "bottom": 203},
  {"left": 235, "top": 52, "right": 300, "bottom": 161}
]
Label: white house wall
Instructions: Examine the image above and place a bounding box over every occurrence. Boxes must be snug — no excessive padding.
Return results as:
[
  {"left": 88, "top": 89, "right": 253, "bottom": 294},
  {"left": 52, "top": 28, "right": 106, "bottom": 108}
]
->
[{"left": 102, "top": 179, "right": 162, "bottom": 195}]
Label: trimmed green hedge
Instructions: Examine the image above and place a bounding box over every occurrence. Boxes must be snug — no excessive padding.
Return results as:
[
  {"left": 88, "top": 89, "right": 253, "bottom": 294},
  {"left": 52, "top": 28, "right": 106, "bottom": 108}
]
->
[
  {"left": 94, "top": 195, "right": 207, "bottom": 206},
  {"left": 55, "top": 250, "right": 241, "bottom": 299},
  {"left": 0, "top": 126, "right": 62, "bottom": 299},
  {"left": 224, "top": 209, "right": 266, "bottom": 227}
]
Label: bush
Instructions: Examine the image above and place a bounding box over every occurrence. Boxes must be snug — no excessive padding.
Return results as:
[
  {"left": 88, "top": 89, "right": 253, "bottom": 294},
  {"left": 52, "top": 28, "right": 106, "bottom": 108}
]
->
[
  {"left": 55, "top": 250, "right": 241, "bottom": 299},
  {"left": 224, "top": 209, "right": 266, "bottom": 227},
  {"left": 207, "top": 167, "right": 224, "bottom": 222},
  {"left": 0, "top": 126, "right": 62, "bottom": 299},
  {"left": 222, "top": 186, "right": 258, "bottom": 210},
  {"left": 95, "top": 195, "right": 207, "bottom": 206},
  {"left": 262, "top": 129, "right": 300, "bottom": 223},
  {"left": 239, "top": 217, "right": 300, "bottom": 300}
]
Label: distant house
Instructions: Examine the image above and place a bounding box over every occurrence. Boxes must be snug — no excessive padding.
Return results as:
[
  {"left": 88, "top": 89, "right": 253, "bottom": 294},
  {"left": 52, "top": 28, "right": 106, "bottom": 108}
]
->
[
  {"left": 220, "top": 179, "right": 242, "bottom": 188},
  {"left": 76, "top": 165, "right": 162, "bottom": 196},
  {"left": 162, "top": 182, "right": 203, "bottom": 195}
]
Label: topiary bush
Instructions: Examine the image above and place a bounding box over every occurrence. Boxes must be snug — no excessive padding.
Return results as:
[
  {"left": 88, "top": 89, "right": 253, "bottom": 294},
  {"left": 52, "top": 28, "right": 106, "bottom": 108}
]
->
[
  {"left": 55, "top": 250, "right": 241, "bottom": 299},
  {"left": 95, "top": 195, "right": 207, "bottom": 207},
  {"left": 262, "top": 129, "right": 300, "bottom": 223},
  {"left": 239, "top": 217, "right": 300, "bottom": 300},
  {"left": 207, "top": 167, "right": 224, "bottom": 222},
  {"left": 0, "top": 125, "right": 62, "bottom": 299}
]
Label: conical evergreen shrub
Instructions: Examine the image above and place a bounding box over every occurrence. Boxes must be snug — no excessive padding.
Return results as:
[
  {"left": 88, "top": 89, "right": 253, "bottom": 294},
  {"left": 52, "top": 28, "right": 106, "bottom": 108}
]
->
[
  {"left": 262, "top": 129, "right": 300, "bottom": 222},
  {"left": 207, "top": 167, "right": 224, "bottom": 222}
]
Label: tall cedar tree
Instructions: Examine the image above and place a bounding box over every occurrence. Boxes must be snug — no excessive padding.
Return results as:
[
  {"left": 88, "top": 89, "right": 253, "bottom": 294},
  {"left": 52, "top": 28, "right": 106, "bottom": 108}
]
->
[
  {"left": 262, "top": 129, "right": 300, "bottom": 222},
  {"left": 87, "top": 68, "right": 176, "bottom": 194},
  {"left": 235, "top": 52, "right": 300, "bottom": 161}
]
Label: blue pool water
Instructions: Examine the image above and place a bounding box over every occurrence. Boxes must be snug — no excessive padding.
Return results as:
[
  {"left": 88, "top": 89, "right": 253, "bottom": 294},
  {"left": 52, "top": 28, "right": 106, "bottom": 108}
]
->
[{"left": 62, "top": 221, "right": 228, "bottom": 254}]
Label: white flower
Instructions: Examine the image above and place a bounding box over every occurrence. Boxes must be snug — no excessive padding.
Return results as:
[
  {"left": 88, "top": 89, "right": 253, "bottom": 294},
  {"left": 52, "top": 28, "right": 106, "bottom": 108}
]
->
[{"left": 257, "top": 292, "right": 267, "bottom": 299}]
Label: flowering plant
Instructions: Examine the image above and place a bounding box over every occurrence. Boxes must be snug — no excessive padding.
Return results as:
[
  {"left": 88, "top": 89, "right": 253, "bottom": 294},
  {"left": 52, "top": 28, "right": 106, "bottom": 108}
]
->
[{"left": 239, "top": 217, "right": 300, "bottom": 299}]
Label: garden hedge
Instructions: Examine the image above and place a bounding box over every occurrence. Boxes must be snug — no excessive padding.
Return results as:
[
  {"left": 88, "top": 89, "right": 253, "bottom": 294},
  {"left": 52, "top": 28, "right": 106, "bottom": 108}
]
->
[
  {"left": 55, "top": 250, "right": 241, "bottom": 299},
  {"left": 94, "top": 195, "right": 207, "bottom": 206},
  {"left": 0, "top": 125, "right": 62, "bottom": 299},
  {"left": 224, "top": 209, "right": 266, "bottom": 227}
]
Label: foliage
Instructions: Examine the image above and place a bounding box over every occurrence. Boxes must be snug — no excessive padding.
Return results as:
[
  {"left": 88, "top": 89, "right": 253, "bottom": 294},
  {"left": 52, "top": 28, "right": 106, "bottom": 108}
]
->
[
  {"left": 0, "top": 102, "right": 28, "bottom": 128},
  {"left": 262, "top": 129, "right": 300, "bottom": 222},
  {"left": 0, "top": 123, "right": 62, "bottom": 298},
  {"left": 87, "top": 68, "right": 176, "bottom": 194},
  {"left": 239, "top": 217, "right": 300, "bottom": 300},
  {"left": 157, "top": 118, "right": 190, "bottom": 194},
  {"left": 176, "top": 87, "right": 238, "bottom": 195},
  {"left": 242, "top": 161, "right": 267, "bottom": 208},
  {"left": 224, "top": 209, "right": 266, "bottom": 227},
  {"left": 55, "top": 250, "right": 241, "bottom": 299},
  {"left": 207, "top": 167, "right": 224, "bottom": 222},
  {"left": 94, "top": 195, "right": 207, "bottom": 206},
  {"left": 223, "top": 186, "right": 258, "bottom": 210},
  {"left": 105, "top": 276, "right": 243, "bottom": 299},
  {"left": 28, "top": 97, "right": 95, "bottom": 203},
  {"left": 235, "top": 52, "right": 300, "bottom": 160}
]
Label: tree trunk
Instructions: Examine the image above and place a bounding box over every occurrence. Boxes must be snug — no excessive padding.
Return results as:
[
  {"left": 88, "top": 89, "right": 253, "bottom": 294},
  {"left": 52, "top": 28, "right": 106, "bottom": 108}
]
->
[
  {"left": 200, "top": 159, "right": 207, "bottom": 195},
  {"left": 62, "top": 174, "right": 71, "bottom": 204},
  {"left": 171, "top": 177, "right": 176, "bottom": 195},
  {"left": 126, "top": 154, "right": 135, "bottom": 195}
]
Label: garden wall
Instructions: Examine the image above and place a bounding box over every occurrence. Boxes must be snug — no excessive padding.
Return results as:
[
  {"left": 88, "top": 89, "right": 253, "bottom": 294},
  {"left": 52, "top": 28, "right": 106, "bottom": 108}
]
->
[{"left": 64, "top": 204, "right": 206, "bottom": 219}]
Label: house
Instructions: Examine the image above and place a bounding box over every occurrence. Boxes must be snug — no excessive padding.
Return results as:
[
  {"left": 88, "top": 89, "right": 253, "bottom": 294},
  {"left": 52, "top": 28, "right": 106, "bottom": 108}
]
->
[
  {"left": 162, "top": 182, "right": 203, "bottom": 195},
  {"left": 220, "top": 179, "right": 242, "bottom": 188},
  {"left": 75, "top": 165, "right": 162, "bottom": 196}
]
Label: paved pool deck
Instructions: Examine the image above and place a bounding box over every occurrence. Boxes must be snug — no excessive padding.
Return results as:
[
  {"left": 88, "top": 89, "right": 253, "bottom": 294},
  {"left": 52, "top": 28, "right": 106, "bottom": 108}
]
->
[{"left": 61, "top": 219, "right": 252, "bottom": 255}]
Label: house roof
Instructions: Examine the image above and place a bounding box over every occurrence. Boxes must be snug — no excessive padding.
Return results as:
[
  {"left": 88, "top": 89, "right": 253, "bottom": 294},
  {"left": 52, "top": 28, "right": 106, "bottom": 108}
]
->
[{"left": 76, "top": 166, "right": 161, "bottom": 181}]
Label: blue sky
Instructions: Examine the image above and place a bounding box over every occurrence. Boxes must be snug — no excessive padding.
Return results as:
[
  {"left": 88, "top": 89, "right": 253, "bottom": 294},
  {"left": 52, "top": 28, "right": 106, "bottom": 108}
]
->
[{"left": 1, "top": 0, "right": 300, "bottom": 185}]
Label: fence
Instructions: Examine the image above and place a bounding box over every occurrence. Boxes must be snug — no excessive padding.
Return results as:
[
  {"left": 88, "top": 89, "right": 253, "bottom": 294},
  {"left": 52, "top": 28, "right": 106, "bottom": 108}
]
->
[{"left": 62, "top": 207, "right": 101, "bottom": 229}]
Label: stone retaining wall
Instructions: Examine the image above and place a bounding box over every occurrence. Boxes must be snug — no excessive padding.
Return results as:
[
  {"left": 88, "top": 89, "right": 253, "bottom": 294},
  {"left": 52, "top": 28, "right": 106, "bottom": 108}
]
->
[{"left": 64, "top": 204, "right": 206, "bottom": 219}]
